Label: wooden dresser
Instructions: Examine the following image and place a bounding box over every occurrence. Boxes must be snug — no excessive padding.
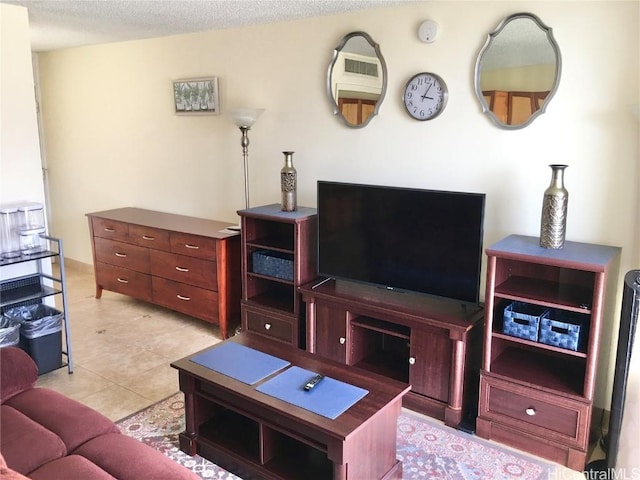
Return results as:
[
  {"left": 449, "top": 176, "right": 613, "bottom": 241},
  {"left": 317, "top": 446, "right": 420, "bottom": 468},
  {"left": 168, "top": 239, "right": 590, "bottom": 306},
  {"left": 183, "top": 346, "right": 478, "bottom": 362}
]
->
[{"left": 86, "top": 208, "right": 241, "bottom": 338}]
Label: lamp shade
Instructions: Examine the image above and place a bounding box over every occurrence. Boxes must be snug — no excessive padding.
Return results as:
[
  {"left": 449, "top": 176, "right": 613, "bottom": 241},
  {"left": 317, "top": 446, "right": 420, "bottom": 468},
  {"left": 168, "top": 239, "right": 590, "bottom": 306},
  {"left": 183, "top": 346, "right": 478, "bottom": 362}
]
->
[{"left": 230, "top": 108, "right": 265, "bottom": 128}]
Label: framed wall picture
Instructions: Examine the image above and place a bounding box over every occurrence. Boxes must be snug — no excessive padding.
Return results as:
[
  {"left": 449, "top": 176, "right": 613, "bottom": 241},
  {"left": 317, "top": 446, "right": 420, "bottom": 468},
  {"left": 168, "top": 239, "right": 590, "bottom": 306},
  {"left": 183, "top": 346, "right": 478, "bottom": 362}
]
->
[{"left": 173, "top": 77, "right": 219, "bottom": 115}]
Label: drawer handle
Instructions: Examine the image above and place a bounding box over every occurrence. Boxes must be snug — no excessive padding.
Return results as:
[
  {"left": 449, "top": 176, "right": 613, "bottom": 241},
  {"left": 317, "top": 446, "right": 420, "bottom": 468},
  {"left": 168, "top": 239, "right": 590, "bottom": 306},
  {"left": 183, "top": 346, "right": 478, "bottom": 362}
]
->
[
  {"left": 525, "top": 407, "right": 536, "bottom": 416},
  {"left": 104, "top": 227, "right": 115, "bottom": 233},
  {"left": 339, "top": 337, "right": 346, "bottom": 344},
  {"left": 142, "top": 235, "right": 155, "bottom": 241},
  {"left": 116, "top": 278, "right": 129, "bottom": 284},
  {"left": 185, "top": 244, "right": 199, "bottom": 250},
  {"left": 264, "top": 323, "right": 272, "bottom": 330},
  {"left": 408, "top": 357, "right": 416, "bottom": 365},
  {"left": 177, "top": 294, "right": 191, "bottom": 301},
  {"left": 115, "top": 252, "right": 127, "bottom": 257},
  {"left": 175, "top": 266, "right": 189, "bottom": 272}
]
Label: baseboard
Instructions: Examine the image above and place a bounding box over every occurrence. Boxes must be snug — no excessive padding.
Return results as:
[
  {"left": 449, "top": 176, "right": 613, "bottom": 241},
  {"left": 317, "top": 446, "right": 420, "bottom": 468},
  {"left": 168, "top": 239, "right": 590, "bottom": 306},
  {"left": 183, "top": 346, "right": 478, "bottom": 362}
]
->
[{"left": 63, "top": 257, "right": 94, "bottom": 274}]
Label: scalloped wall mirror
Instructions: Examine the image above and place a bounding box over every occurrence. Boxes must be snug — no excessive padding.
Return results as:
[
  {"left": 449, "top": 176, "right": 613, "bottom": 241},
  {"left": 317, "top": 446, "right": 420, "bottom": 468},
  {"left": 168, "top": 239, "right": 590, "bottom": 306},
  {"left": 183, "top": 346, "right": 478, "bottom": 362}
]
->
[
  {"left": 474, "top": 13, "right": 561, "bottom": 129},
  {"left": 327, "top": 31, "right": 387, "bottom": 128}
]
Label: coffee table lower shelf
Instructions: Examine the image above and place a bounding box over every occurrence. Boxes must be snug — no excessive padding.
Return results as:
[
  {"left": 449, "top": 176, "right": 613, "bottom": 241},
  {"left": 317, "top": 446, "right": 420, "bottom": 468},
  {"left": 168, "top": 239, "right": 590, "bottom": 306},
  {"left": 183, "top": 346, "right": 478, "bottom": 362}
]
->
[{"left": 172, "top": 333, "right": 409, "bottom": 480}]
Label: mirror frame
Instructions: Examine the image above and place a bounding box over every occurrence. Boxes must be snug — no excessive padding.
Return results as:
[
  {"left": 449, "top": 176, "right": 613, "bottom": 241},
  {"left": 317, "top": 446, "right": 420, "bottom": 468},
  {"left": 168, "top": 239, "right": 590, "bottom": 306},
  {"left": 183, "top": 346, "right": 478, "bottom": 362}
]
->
[
  {"left": 327, "top": 31, "right": 388, "bottom": 128},
  {"left": 474, "top": 13, "right": 562, "bottom": 130}
]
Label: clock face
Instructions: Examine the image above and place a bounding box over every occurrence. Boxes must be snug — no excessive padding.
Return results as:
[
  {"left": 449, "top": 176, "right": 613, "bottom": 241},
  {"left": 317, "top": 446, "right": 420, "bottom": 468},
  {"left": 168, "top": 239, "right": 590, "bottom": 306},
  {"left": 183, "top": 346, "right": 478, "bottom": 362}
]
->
[{"left": 402, "top": 73, "right": 448, "bottom": 121}]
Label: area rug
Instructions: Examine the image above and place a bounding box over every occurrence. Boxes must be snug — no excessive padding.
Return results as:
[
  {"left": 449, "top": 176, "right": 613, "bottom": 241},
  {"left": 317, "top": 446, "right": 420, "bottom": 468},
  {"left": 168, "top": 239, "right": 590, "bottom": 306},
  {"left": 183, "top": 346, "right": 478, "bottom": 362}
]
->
[{"left": 116, "top": 392, "right": 554, "bottom": 479}]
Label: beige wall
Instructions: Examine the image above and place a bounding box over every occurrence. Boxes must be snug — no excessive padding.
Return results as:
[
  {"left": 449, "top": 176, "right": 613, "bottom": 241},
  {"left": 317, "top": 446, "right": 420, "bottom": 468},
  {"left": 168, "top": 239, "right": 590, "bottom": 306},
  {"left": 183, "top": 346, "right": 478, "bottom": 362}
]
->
[
  {"left": 481, "top": 64, "right": 556, "bottom": 91},
  {"left": 0, "top": 4, "right": 45, "bottom": 209},
  {"left": 0, "top": 4, "right": 47, "bottom": 280},
  {"left": 34, "top": 0, "right": 639, "bottom": 468}
]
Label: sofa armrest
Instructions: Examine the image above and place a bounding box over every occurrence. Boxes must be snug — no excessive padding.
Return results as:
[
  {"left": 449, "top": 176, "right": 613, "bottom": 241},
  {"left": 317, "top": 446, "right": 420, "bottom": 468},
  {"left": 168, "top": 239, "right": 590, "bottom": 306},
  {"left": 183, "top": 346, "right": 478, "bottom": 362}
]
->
[{"left": 0, "top": 347, "right": 38, "bottom": 404}]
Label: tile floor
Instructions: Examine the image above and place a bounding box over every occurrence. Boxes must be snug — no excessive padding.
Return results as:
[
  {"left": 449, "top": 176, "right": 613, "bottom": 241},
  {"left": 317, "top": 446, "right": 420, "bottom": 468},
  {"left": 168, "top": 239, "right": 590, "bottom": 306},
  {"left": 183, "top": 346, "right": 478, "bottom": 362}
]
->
[
  {"left": 37, "top": 261, "right": 587, "bottom": 479},
  {"left": 37, "top": 261, "right": 223, "bottom": 421}
]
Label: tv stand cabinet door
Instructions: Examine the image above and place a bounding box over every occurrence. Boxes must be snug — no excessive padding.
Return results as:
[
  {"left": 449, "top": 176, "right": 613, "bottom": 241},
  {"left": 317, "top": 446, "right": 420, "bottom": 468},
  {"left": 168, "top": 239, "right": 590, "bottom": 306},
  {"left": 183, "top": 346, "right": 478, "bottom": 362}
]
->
[
  {"left": 315, "top": 302, "right": 348, "bottom": 363},
  {"left": 410, "top": 327, "right": 451, "bottom": 403}
]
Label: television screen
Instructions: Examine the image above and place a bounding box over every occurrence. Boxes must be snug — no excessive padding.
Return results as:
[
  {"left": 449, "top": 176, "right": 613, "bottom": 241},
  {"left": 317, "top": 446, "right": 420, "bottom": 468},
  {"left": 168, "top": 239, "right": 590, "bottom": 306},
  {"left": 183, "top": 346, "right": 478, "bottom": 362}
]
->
[{"left": 317, "top": 181, "right": 486, "bottom": 304}]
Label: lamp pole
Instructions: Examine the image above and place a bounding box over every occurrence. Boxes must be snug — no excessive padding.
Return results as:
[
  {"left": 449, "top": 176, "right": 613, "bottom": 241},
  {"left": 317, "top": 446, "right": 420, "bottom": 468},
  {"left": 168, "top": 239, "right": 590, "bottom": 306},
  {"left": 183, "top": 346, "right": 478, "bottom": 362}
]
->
[
  {"left": 230, "top": 108, "right": 264, "bottom": 211},
  {"left": 239, "top": 126, "right": 251, "bottom": 209}
]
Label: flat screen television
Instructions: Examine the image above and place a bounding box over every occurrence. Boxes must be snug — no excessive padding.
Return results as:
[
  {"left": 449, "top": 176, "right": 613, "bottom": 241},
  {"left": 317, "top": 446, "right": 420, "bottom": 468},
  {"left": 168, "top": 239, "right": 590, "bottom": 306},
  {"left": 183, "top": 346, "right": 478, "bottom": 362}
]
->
[{"left": 317, "top": 181, "right": 486, "bottom": 304}]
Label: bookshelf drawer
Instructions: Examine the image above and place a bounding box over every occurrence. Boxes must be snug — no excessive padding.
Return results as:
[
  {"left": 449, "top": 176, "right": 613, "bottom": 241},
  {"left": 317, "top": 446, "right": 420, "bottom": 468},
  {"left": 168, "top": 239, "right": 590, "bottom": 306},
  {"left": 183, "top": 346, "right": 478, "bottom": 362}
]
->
[
  {"left": 242, "top": 304, "right": 295, "bottom": 345},
  {"left": 479, "top": 375, "right": 589, "bottom": 448}
]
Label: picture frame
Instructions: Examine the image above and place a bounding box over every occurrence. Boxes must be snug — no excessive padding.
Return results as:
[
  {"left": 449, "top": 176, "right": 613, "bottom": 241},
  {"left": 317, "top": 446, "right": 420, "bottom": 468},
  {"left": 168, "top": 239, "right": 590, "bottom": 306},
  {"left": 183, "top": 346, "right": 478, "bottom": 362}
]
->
[{"left": 173, "top": 77, "right": 219, "bottom": 115}]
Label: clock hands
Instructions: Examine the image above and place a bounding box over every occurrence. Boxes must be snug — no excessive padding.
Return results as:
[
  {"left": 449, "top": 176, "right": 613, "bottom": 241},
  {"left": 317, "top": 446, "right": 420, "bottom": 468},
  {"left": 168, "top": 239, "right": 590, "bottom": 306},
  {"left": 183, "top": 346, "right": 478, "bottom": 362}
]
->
[{"left": 420, "top": 83, "right": 434, "bottom": 102}]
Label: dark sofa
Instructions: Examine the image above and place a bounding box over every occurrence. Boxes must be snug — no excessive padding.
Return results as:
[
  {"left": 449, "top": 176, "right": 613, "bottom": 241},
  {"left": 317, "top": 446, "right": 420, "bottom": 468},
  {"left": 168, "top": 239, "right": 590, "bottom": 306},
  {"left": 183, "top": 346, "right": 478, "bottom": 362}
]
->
[{"left": 0, "top": 346, "right": 199, "bottom": 480}]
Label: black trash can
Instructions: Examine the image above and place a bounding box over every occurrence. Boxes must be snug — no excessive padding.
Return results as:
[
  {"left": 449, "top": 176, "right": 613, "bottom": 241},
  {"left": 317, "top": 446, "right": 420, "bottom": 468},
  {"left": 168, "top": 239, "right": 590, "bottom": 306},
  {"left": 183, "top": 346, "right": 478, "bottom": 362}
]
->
[
  {"left": 0, "top": 316, "right": 20, "bottom": 348},
  {"left": 4, "top": 304, "right": 63, "bottom": 374}
]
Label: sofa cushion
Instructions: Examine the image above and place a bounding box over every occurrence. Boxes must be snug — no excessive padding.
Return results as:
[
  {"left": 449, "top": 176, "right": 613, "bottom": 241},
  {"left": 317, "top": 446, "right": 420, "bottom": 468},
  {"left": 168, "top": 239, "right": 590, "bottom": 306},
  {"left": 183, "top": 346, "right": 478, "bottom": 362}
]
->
[
  {"left": 75, "top": 433, "right": 200, "bottom": 480},
  {"left": 4, "top": 387, "right": 119, "bottom": 452},
  {"left": 0, "top": 347, "right": 38, "bottom": 404},
  {"left": 0, "top": 405, "right": 66, "bottom": 475},
  {"left": 28, "top": 454, "right": 118, "bottom": 480}
]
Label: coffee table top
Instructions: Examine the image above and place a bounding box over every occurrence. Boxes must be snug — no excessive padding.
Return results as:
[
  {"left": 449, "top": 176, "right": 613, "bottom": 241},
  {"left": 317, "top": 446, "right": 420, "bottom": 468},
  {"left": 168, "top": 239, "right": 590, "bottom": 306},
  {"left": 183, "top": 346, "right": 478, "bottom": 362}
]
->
[{"left": 171, "top": 332, "right": 411, "bottom": 439}]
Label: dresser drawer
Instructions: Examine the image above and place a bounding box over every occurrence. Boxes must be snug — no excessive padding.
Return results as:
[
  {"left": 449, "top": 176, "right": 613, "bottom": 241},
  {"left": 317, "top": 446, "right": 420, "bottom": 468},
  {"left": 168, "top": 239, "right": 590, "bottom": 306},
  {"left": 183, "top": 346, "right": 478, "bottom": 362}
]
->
[
  {"left": 242, "top": 303, "right": 295, "bottom": 344},
  {"left": 150, "top": 250, "right": 217, "bottom": 290},
  {"left": 91, "top": 217, "right": 129, "bottom": 242},
  {"left": 95, "top": 262, "right": 152, "bottom": 301},
  {"left": 479, "top": 375, "right": 590, "bottom": 447},
  {"left": 152, "top": 276, "right": 219, "bottom": 323},
  {"left": 94, "top": 237, "right": 150, "bottom": 273},
  {"left": 171, "top": 232, "right": 217, "bottom": 260},
  {"left": 129, "top": 224, "right": 171, "bottom": 251}
]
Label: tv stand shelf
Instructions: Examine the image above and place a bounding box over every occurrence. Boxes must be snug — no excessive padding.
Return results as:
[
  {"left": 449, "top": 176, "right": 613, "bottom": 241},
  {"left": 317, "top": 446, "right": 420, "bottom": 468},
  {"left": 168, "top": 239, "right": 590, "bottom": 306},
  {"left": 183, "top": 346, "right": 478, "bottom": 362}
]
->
[
  {"left": 300, "top": 279, "right": 484, "bottom": 428},
  {"left": 350, "top": 317, "right": 411, "bottom": 338},
  {"left": 495, "top": 276, "right": 594, "bottom": 311},
  {"left": 246, "top": 235, "right": 293, "bottom": 252}
]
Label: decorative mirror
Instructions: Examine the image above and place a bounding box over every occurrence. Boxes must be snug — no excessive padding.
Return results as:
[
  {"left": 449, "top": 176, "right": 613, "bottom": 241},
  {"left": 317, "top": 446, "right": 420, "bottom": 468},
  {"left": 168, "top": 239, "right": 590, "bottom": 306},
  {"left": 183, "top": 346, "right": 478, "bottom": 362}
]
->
[
  {"left": 327, "top": 31, "right": 387, "bottom": 128},
  {"left": 474, "top": 13, "right": 561, "bottom": 129}
]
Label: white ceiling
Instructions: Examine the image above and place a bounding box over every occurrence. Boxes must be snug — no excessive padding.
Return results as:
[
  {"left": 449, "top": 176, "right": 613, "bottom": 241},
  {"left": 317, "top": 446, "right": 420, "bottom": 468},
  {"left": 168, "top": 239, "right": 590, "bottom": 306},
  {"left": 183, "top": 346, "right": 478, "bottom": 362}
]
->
[{"left": 2, "top": 0, "right": 412, "bottom": 52}]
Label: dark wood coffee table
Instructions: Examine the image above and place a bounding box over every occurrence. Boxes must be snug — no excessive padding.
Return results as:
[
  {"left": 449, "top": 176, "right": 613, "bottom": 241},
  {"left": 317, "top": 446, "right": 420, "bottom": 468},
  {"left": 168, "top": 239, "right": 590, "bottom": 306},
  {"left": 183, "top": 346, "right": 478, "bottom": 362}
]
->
[{"left": 171, "top": 332, "right": 410, "bottom": 480}]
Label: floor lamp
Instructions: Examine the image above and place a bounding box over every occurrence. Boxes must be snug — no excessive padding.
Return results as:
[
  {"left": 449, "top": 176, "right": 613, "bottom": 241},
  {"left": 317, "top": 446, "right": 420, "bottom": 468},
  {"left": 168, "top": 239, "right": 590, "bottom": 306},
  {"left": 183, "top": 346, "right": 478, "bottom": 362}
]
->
[{"left": 230, "top": 108, "right": 265, "bottom": 209}]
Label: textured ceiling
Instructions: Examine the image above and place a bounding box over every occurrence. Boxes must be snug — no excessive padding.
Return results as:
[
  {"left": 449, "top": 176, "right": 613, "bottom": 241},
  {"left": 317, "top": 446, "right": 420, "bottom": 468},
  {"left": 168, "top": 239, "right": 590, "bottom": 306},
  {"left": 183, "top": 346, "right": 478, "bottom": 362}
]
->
[
  {"left": 480, "top": 16, "right": 558, "bottom": 70},
  {"left": 2, "top": 0, "right": 412, "bottom": 52}
]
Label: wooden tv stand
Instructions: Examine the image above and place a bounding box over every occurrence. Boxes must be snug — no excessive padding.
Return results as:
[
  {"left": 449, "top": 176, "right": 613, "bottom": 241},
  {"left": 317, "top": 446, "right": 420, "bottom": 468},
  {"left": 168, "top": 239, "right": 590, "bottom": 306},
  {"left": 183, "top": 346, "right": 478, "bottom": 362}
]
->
[
  {"left": 172, "top": 333, "right": 410, "bottom": 480},
  {"left": 300, "top": 279, "right": 484, "bottom": 428}
]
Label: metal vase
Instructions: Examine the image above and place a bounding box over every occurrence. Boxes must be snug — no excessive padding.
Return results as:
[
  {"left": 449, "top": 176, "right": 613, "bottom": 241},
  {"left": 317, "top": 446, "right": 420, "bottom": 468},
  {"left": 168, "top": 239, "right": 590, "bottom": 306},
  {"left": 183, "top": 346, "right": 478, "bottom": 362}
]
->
[
  {"left": 540, "top": 164, "right": 568, "bottom": 249},
  {"left": 280, "top": 151, "right": 297, "bottom": 212}
]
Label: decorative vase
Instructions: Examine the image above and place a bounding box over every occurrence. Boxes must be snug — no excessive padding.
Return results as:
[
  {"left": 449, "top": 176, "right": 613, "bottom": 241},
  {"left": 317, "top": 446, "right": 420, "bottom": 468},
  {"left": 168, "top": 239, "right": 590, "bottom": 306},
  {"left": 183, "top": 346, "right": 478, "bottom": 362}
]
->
[
  {"left": 280, "top": 151, "right": 297, "bottom": 212},
  {"left": 540, "top": 164, "right": 568, "bottom": 249}
]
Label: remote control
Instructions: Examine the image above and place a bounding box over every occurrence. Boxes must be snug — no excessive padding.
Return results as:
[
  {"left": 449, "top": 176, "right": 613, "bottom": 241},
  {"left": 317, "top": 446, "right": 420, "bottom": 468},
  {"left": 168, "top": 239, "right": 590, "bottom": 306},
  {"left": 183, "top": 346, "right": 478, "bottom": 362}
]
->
[{"left": 303, "top": 374, "right": 324, "bottom": 391}]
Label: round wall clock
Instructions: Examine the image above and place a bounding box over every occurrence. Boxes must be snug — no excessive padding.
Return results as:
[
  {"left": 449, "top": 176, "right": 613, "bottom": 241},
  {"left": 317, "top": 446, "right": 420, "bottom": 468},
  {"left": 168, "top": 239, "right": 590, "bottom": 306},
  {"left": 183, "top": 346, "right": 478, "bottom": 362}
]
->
[{"left": 402, "top": 72, "right": 448, "bottom": 121}]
